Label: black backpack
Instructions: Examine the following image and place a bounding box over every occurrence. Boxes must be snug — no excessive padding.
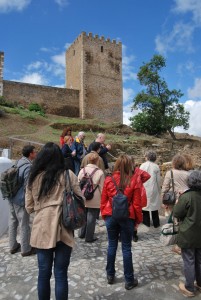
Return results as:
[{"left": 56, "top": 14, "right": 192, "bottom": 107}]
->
[
  {"left": 0, "top": 163, "right": 29, "bottom": 200},
  {"left": 79, "top": 167, "right": 99, "bottom": 200},
  {"left": 111, "top": 176, "right": 129, "bottom": 221}
]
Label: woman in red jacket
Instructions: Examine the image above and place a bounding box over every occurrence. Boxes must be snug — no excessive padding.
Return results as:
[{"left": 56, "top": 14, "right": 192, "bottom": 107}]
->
[{"left": 100, "top": 154, "right": 142, "bottom": 290}]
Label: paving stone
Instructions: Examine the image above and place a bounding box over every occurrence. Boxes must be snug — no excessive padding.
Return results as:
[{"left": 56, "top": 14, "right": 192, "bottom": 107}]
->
[{"left": 1, "top": 216, "right": 201, "bottom": 299}]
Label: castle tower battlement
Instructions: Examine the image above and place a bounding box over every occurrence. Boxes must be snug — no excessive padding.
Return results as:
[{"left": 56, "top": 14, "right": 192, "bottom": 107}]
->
[
  {"left": 66, "top": 32, "right": 123, "bottom": 122},
  {"left": 0, "top": 52, "right": 4, "bottom": 97}
]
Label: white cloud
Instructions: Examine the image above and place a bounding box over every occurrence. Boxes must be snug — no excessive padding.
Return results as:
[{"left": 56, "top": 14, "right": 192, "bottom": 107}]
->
[
  {"left": 54, "top": 0, "right": 69, "bottom": 8},
  {"left": 174, "top": 0, "right": 201, "bottom": 24},
  {"left": 0, "top": 0, "right": 31, "bottom": 13},
  {"left": 177, "top": 60, "right": 195, "bottom": 76},
  {"left": 123, "top": 88, "right": 135, "bottom": 103},
  {"left": 122, "top": 45, "right": 137, "bottom": 82},
  {"left": 187, "top": 78, "right": 201, "bottom": 99},
  {"left": 51, "top": 52, "right": 66, "bottom": 67},
  {"left": 14, "top": 72, "right": 48, "bottom": 85},
  {"left": 155, "top": 22, "right": 194, "bottom": 55},
  {"left": 176, "top": 100, "right": 201, "bottom": 137}
]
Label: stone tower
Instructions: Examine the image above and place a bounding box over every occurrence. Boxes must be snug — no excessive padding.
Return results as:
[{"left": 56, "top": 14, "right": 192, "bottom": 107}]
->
[
  {"left": 0, "top": 52, "right": 4, "bottom": 97},
  {"left": 66, "top": 32, "right": 123, "bottom": 123}
]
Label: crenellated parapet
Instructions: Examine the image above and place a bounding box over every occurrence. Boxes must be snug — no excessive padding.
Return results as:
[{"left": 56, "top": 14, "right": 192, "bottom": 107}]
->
[{"left": 67, "top": 31, "right": 122, "bottom": 52}]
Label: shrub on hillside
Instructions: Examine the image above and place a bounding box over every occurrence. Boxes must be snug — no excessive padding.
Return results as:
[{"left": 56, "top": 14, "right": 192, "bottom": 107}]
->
[
  {"left": 28, "top": 103, "right": 45, "bottom": 116},
  {"left": 0, "top": 109, "right": 5, "bottom": 117},
  {"left": 0, "top": 96, "right": 15, "bottom": 108}
]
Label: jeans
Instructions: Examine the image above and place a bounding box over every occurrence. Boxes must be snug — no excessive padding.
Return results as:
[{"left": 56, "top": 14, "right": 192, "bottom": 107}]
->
[
  {"left": 8, "top": 202, "right": 31, "bottom": 253},
  {"left": 105, "top": 216, "right": 135, "bottom": 283},
  {"left": 182, "top": 248, "right": 201, "bottom": 293},
  {"left": 37, "top": 241, "right": 72, "bottom": 300}
]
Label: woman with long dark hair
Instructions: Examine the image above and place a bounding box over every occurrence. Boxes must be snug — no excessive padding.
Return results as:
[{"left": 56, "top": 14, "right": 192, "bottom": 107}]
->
[
  {"left": 101, "top": 154, "right": 142, "bottom": 290},
  {"left": 25, "top": 142, "right": 84, "bottom": 300}
]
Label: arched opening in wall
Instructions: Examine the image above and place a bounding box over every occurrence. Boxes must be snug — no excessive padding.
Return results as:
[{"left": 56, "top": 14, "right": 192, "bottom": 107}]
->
[
  {"left": 101, "top": 46, "right": 103, "bottom": 53},
  {"left": 73, "top": 50, "right": 75, "bottom": 56}
]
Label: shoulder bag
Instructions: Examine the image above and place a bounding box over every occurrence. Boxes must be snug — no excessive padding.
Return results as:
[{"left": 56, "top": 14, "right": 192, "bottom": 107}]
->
[
  {"left": 160, "top": 212, "right": 179, "bottom": 246},
  {"left": 62, "top": 170, "right": 86, "bottom": 230},
  {"left": 162, "top": 170, "right": 176, "bottom": 205}
]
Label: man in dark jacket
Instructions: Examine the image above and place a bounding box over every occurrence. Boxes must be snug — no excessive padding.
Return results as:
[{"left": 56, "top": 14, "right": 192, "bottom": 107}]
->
[
  {"left": 173, "top": 170, "right": 201, "bottom": 297},
  {"left": 88, "top": 133, "right": 111, "bottom": 170},
  {"left": 9, "top": 145, "right": 37, "bottom": 256}
]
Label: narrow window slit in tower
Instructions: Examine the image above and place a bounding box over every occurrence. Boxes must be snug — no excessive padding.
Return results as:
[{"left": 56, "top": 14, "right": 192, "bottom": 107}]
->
[{"left": 101, "top": 46, "right": 103, "bottom": 53}]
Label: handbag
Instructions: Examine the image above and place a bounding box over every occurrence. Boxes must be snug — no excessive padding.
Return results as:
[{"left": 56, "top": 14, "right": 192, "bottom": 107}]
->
[
  {"left": 162, "top": 170, "right": 176, "bottom": 205},
  {"left": 160, "top": 212, "right": 179, "bottom": 246},
  {"left": 62, "top": 170, "right": 86, "bottom": 230}
]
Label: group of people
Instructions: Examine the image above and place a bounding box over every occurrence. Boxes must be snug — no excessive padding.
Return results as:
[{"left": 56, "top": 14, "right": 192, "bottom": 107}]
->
[
  {"left": 4, "top": 132, "right": 201, "bottom": 299},
  {"left": 60, "top": 127, "right": 111, "bottom": 175}
]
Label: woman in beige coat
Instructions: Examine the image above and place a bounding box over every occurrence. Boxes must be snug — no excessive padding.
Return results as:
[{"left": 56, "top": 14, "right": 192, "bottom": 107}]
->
[
  {"left": 161, "top": 154, "right": 192, "bottom": 255},
  {"left": 78, "top": 152, "right": 105, "bottom": 243},
  {"left": 25, "top": 142, "right": 84, "bottom": 300}
]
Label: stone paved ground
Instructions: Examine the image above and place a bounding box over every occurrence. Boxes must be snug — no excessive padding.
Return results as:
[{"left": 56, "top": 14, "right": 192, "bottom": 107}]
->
[{"left": 1, "top": 216, "right": 201, "bottom": 300}]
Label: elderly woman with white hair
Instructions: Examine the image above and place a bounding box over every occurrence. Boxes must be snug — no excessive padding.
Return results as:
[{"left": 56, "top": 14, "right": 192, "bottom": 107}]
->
[
  {"left": 173, "top": 170, "right": 201, "bottom": 297},
  {"left": 139, "top": 151, "right": 161, "bottom": 228},
  {"left": 71, "top": 131, "right": 87, "bottom": 176}
]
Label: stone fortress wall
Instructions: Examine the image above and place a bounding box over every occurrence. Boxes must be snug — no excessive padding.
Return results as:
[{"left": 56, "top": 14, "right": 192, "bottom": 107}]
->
[
  {"left": 3, "top": 80, "right": 80, "bottom": 117},
  {"left": 1, "top": 32, "right": 123, "bottom": 123}
]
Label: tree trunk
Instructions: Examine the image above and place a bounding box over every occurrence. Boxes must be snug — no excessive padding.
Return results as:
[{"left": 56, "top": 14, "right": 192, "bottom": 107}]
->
[{"left": 168, "top": 129, "right": 176, "bottom": 140}]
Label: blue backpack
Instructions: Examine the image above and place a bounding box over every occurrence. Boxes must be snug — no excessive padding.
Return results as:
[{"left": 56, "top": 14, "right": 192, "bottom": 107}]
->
[{"left": 110, "top": 176, "right": 129, "bottom": 221}]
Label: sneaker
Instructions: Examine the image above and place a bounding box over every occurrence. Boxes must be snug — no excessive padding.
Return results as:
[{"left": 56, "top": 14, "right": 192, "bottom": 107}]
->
[
  {"left": 179, "top": 282, "right": 195, "bottom": 297},
  {"left": 10, "top": 243, "right": 21, "bottom": 254},
  {"left": 21, "top": 247, "right": 36, "bottom": 257},
  {"left": 125, "top": 278, "right": 138, "bottom": 290},
  {"left": 195, "top": 282, "right": 201, "bottom": 292},
  {"left": 107, "top": 275, "right": 114, "bottom": 285}
]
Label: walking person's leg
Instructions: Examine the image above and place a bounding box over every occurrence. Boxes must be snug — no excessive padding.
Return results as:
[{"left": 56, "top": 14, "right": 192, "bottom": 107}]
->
[
  {"left": 179, "top": 248, "right": 196, "bottom": 296},
  {"left": 120, "top": 219, "right": 138, "bottom": 290},
  {"left": 151, "top": 210, "right": 160, "bottom": 228},
  {"left": 105, "top": 216, "right": 119, "bottom": 283},
  {"left": 37, "top": 248, "right": 54, "bottom": 300},
  {"left": 142, "top": 210, "right": 150, "bottom": 227},
  {"left": 54, "top": 242, "right": 72, "bottom": 300},
  {"left": 85, "top": 208, "right": 99, "bottom": 242},
  {"left": 195, "top": 248, "right": 201, "bottom": 290},
  {"left": 78, "top": 208, "right": 88, "bottom": 239},
  {"left": 8, "top": 202, "right": 20, "bottom": 253},
  {"left": 15, "top": 204, "right": 32, "bottom": 254}
]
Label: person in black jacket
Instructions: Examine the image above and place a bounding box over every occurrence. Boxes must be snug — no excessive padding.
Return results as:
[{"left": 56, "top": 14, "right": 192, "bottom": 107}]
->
[
  {"left": 173, "top": 170, "right": 201, "bottom": 297},
  {"left": 61, "top": 136, "right": 75, "bottom": 173},
  {"left": 88, "top": 133, "right": 111, "bottom": 170}
]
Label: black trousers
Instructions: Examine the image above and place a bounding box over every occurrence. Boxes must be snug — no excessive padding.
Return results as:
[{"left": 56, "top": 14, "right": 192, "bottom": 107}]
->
[{"left": 142, "top": 210, "right": 160, "bottom": 228}]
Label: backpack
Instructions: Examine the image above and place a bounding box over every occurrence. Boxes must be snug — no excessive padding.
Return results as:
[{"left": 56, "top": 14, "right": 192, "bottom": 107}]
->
[
  {"left": 0, "top": 163, "right": 29, "bottom": 200},
  {"left": 110, "top": 176, "right": 129, "bottom": 221},
  {"left": 79, "top": 167, "right": 99, "bottom": 200}
]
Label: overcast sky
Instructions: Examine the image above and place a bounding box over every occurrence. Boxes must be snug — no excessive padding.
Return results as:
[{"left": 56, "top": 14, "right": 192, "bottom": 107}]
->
[{"left": 1, "top": 0, "right": 201, "bottom": 137}]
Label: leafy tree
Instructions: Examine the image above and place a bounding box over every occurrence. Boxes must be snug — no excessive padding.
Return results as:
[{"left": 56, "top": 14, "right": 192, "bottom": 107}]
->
[{"left": 130, "top": 55, "right": 189, "bottom": 139}]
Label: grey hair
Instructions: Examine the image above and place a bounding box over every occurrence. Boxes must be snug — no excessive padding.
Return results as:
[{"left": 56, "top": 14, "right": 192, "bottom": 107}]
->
[
  {"left": 78, "top": 131, "right": 85, "bottom": 137},
  {"left": 145, "top": 151, "right": 157, "bottom": 162},
  {"left": 188, "top": 170, "right": 201, "bottom": 190}
]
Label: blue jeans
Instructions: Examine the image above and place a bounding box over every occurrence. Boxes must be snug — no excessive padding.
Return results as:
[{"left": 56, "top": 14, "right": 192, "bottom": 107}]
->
[
  {"left": 105, "top": 216, "right": 135, "bottom": 283},
  {"left": 36, "top": 242, "right": 72, "bottom": 300}
]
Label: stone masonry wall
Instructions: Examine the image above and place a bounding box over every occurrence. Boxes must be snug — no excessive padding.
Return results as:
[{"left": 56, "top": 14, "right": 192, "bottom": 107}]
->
[{"left": 3, "top": 80, "right": 80, "bottom": 117}]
